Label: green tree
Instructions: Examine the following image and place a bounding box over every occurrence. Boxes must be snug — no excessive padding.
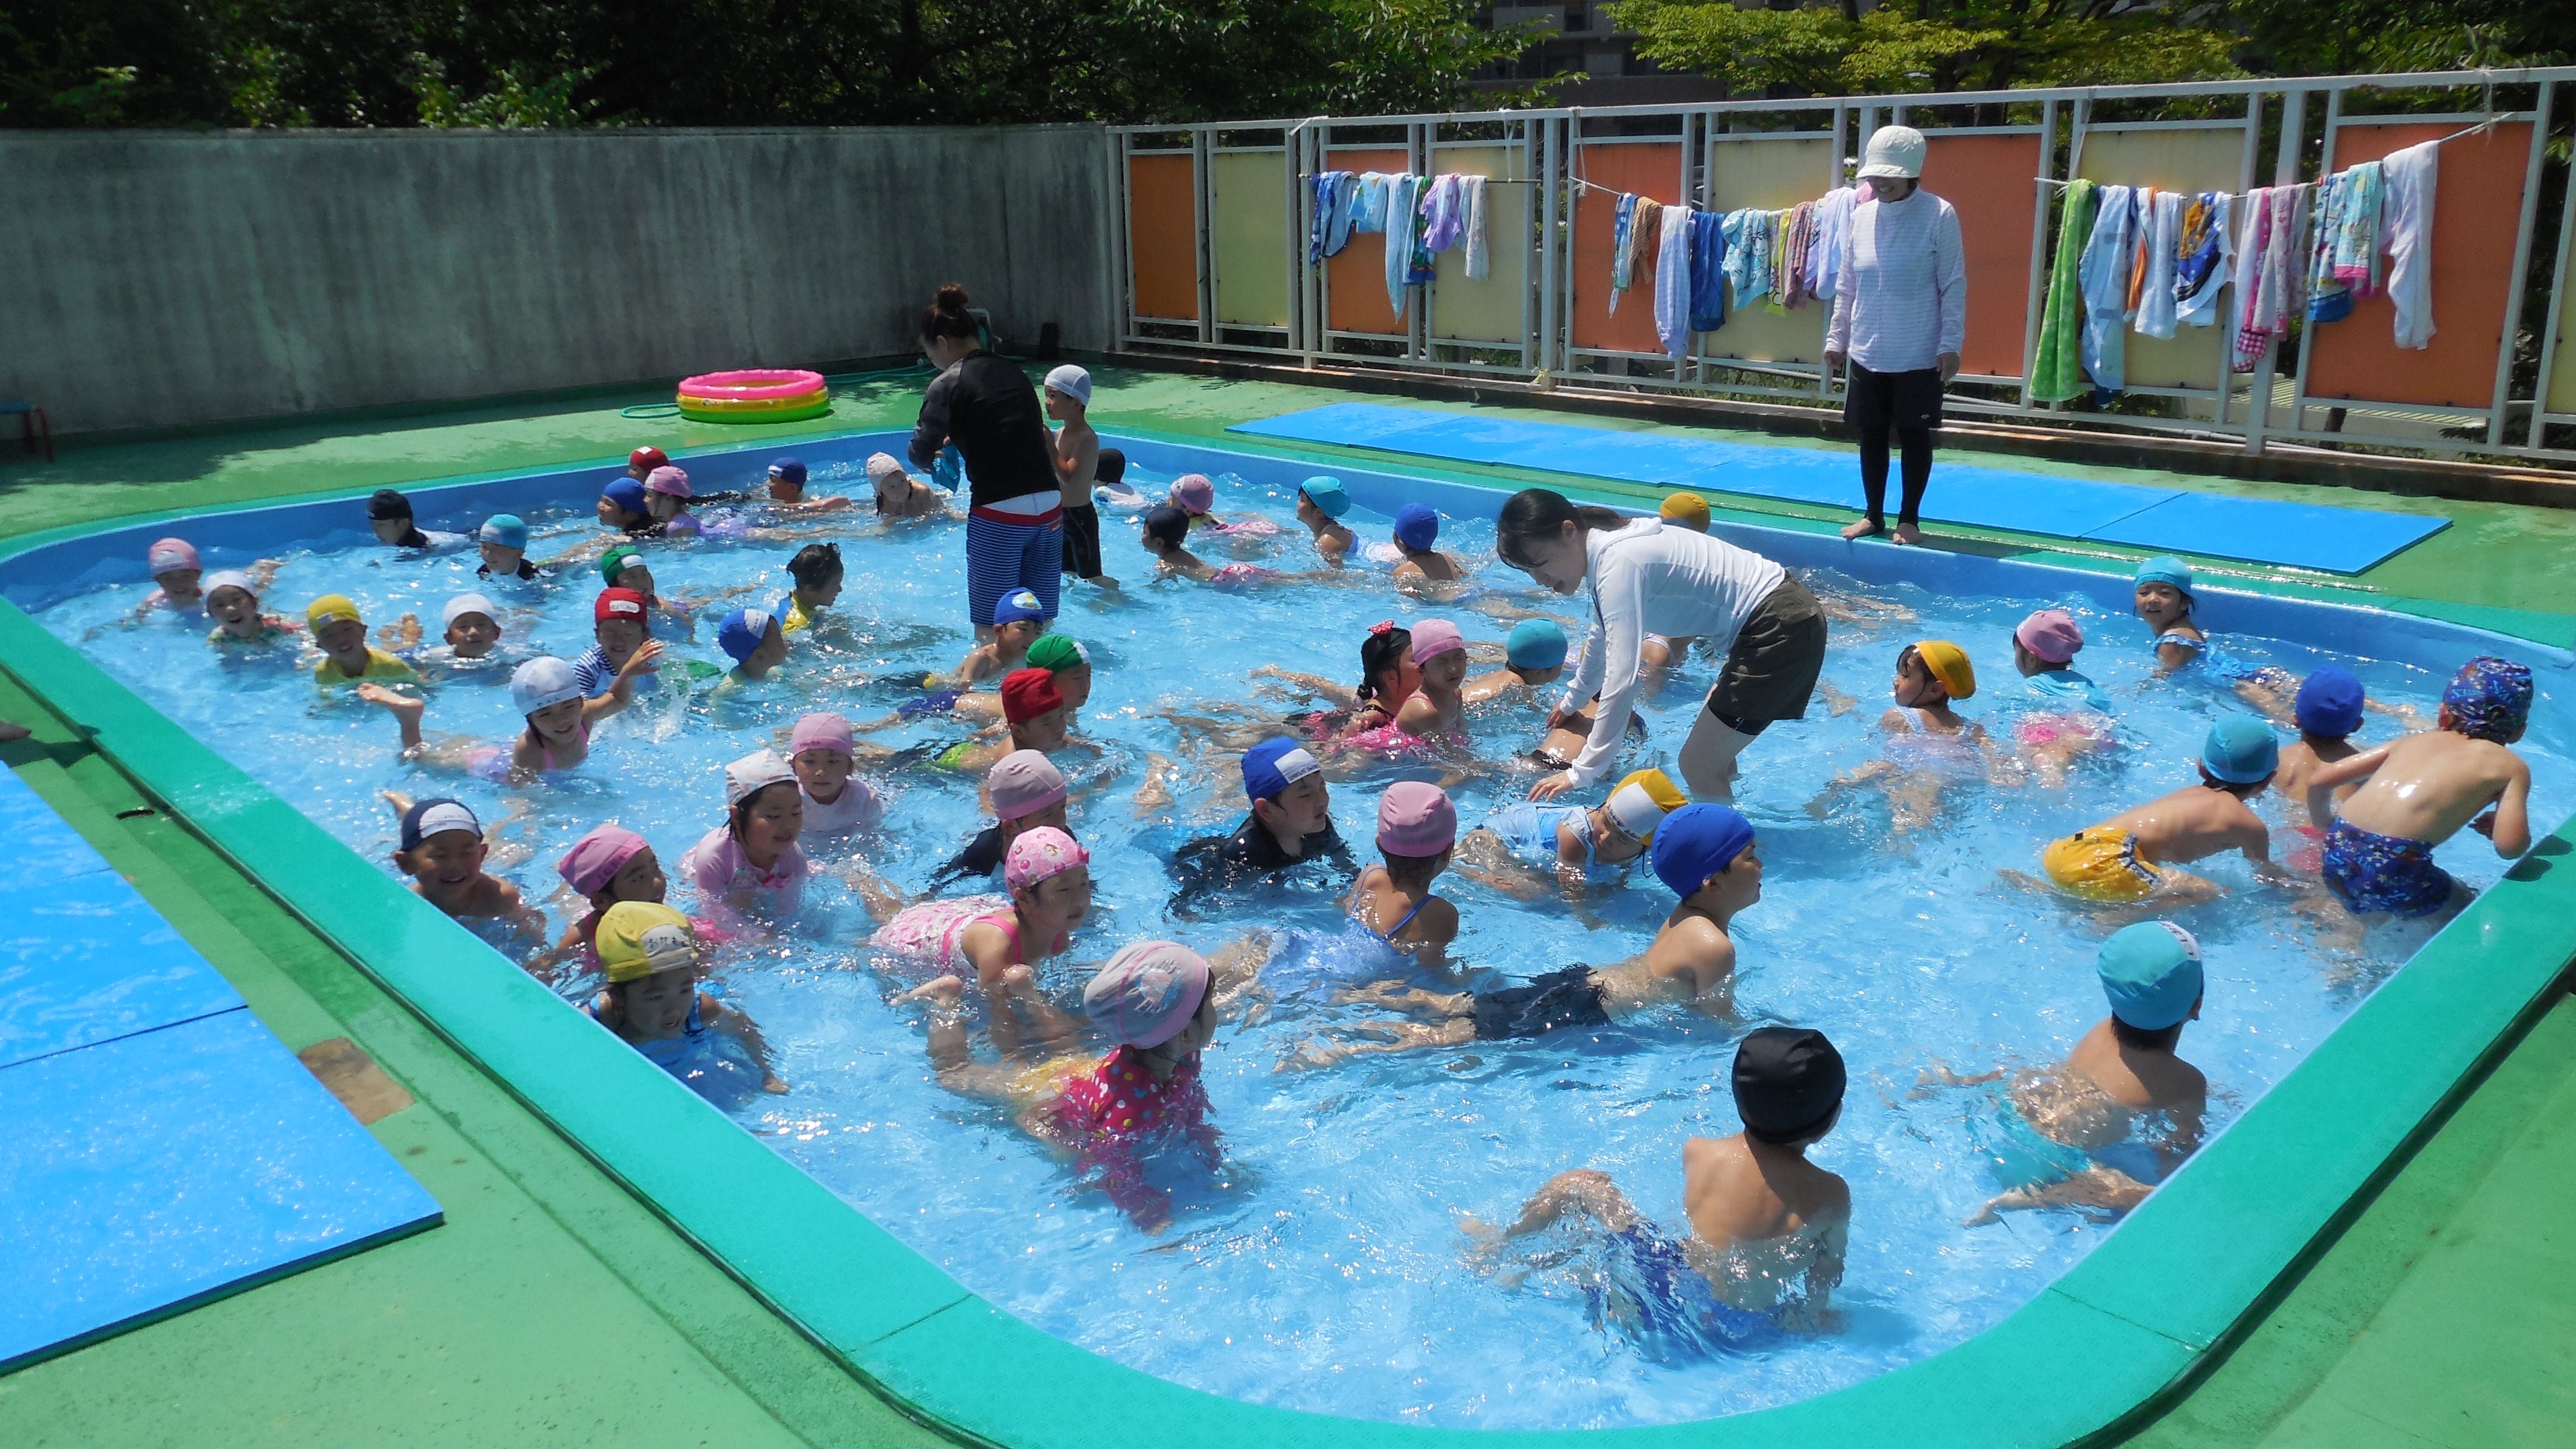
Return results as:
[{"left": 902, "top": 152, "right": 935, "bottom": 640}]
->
[{"left": 1612, "top": 0, "right": 2244, "bottom": 96}]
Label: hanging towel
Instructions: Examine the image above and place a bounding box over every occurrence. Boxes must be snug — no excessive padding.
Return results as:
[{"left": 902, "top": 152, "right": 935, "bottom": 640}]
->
[
  {"left": 2305, "top": 172, "right": 2352, "bottom": 325},
  {"left": 2331, "top": 160, "right": 2385, "bottom": 292},
  {"left": 1779, "top": 201, "right": 1817, "bottom": 309},
  {"left": 1609, "top": 193, "right": 1637, "bottom": 314},
  {"left": 1420, "top": 174, "right": 1465, "bottom": 254},
  {"left": 2174, "top": 193, "right": 2233, "bottom": 328},
  {"left": 2124, "top": 188, "right": 2156, "bottom": 318},
  {"left": 1808, "top": 187, "right": 1856, "bottom": 300},
  {"left": 1349, "top": 173, "right": 1391, "bottom": 234},
  {"left": 2030, "top": 179, "right": 2097, "bottom": 402},
  {"left": 1462, "top": 176, "right": 1490, "bottom": 280},
  {"left": 2232, "top": 187, "right": 2277, "bottom": 370},
  {"left": 1325, "top": 172, "right": 1360, "bottom": 257},
  {"left": 1385, "top": 174, "right": 1420, "bottom": 318},
  {"left": 1654, "top": 203, "right": 1695, "bottom": 359},
  {"left": 2133, "top": 189, "right": 2184, "bottom": 339},
  {"left": 1687, "top": 207, "right": 1727, "bottom": 332},
  {"left": 1766, "top": 209, "right": 1792, "bottom": 314},
  {"left": 2234, "top": 184, "right": 2311, "bottom": 371},
  {"left": 1407, "top": 180, "right": 1439, "bottom": 285},
  {"left": 2077, "top": 184, "right": 2137, "bottom": 391},
  {"left": 1630, "top": 198, "right": 1666, "bottom": 283},
  {"left": 2381, "top": 141, "right": 2438, "bottom": 349},
  {"left": 1308, "top": 172, "right": 1343, "bottom": 264}
]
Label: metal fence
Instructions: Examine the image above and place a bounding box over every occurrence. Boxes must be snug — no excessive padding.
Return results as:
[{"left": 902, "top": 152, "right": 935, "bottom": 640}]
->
[{"left": 1109, "top": 67, "right": 2576, "bottom": 462}]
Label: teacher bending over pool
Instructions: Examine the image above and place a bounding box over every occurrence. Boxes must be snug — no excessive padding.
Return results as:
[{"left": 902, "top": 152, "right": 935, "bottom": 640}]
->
[{"left": 1498, "top": 489, "right": 1825, "bottom": 803}]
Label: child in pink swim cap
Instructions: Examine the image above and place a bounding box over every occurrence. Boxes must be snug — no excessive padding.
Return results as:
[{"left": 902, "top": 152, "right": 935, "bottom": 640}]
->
[
  {"left": 1393, "top": 618, "right": 1471, "bottom": 738},
  {"left": 538, "top": 823, "right": 691, "bottom": 979},
  {"left": 882, "top": 827, "right": 1095, "bottom": 1054},
  {"left": 643, "top": 466, "right": 703, "bottom": 537},
  {"left": 1343, "top": 781, "right": 1462, "bottom": 968},
  {"left": 910, "top": 940, "right": 1223, "bottom": 1232},
  {"left": 788, "top": 712, "right": 882, "bottom": 835},
  {"left": 138, "top": 537, "right": 204, "bottom": 615}
]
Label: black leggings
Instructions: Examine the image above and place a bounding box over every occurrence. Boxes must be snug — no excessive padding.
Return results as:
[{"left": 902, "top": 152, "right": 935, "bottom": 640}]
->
[{"left": 1859, "top": 427, "right": 1933, "bottom": 528}]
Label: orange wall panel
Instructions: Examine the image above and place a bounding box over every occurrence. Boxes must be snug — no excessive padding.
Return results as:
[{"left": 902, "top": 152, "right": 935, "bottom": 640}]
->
[
  {"left": 1126, "top": 153, "right": 1197, "bottom": 322},
  {"left": 2305, "top": 121, "right": 2531, "bottom": 410},
  {"left": 1324, "top": 149, "right": 1410, "bottom": 336},
  {"left": 1922, "top": 133, "right": 2041, "bottom": 380},
  {"left": 1571, "top": 144, "right": 1683, "bottom": 354}
]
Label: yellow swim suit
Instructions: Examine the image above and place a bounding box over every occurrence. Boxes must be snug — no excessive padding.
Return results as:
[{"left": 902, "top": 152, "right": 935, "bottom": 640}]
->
[
  {"left": 315, "top": 647, "right": 418, "bottom": 689},
  {"left": 2040, "top": 828, "right": 2162, "bottom": 902}
]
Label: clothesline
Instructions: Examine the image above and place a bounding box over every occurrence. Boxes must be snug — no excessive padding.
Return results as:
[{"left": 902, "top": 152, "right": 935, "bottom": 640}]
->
[{"left": 2032, "top": 114, "right": 2503, "bottom": 198}]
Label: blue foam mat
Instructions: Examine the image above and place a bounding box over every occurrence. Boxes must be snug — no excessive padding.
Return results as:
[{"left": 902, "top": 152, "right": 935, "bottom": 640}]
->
[
  {"left": 0, "top": 767, "right": 115, "bottom": 889},
  {"left": 0, "top": 1010, "right": 442, "bottom": 1368},
  {"left": 1227, "top": 404, "right": 2449, "bottom": 573},
  {"left": 0, "top": 867, "right": 245, "bottom": 1069}
]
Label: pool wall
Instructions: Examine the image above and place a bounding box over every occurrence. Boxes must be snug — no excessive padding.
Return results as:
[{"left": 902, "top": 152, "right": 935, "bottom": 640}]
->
[{"left": 6, "top": 429, "right": 2575, "bottom": 1448}]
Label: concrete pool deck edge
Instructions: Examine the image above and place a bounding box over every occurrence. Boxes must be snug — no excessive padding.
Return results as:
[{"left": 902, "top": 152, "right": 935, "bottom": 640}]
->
[{"left": 5, "top": 429, "right": 2575, "bottom": 1446}]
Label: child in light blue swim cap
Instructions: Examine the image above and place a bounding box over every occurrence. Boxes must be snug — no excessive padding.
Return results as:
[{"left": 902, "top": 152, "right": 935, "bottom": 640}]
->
[
  {"left": 1295, "top": 475, "right": 1357, "bottom": 566},
  {"left": 2133, "top": 556, "right": 2209, "bottom": 671},
  {"left": 1462, "top": 617, "right": 1571, "bottom": 704}
]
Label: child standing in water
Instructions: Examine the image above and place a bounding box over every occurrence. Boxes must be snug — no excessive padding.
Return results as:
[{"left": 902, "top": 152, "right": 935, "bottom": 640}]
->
[
  {"left": 383, "top": 797, "right": 544, "bottom": 940},
  {"left": 912, "top": 941, "right": 1224, "bottom": 1233},
  {"left": 1465, "top": 1026, "right": 1849, "bottom": 1343},
  {"left": 307, "top": 595, "right": 417, "bottom": 687},
  {"left": 2273, "top": 666, "right": 2366, "bottom": 825},
  {"left": 2011, "top": 609, "right": 2109, "bottom": 709},
  {"left": 2133, "top": 557, "right": 2209, "bottom": 671},
  {"left": 787, "top": 712, "right": 883, "bottom": 834},
  {"left": 1808, "top": 640, "right": 1986, "bottom": 832},
  {"left": 2029, "top": 716, "right": 2283, "bottom": 905},
  {"left": 2306, "top": 656, "right": 2534, "bottom": 922},
  {"left": 572, "top": 587, "right": 661, "bottom": 698},
  {"left": 682, "top": 750, "right": 811, "bottom": 927},
  {"left": 1461, "top": 619, "right": 1569, "bottom": 704},
  {"left": 138, "top": 537, "right": 205, "bottom": 615},
  {"left": 1390, "top": 504, "right": 1460, "bottom": 592},
  {"left": 203, "top": 570, "right": 300, "bottom": 649},
  {"left": 1393, "top": 619, "right": 1471, "bottom": 738},
  {"left": 778, "top": 543, "right": 843, "bottom": 635},
  {"left": 1343, "top": 782, "right": 1462, "bottom": 968},
  {"left": 1043, "top": 365, "right": 1117, "bottom": 589},
  {"left": 1659, "top": 492, "right": 1712, "bottom": 533},
  {"left": 1296, "top": 475, "right": 1357, "bottom": 566},
  {"left": 586, "top": 902, "right": 788, "bottom": 1096}
]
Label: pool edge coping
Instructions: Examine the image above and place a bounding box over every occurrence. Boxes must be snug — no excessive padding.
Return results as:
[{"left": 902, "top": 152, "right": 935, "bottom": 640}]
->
[{"left": 6, "top": 430, "right": 2576, "bottom": 1447}]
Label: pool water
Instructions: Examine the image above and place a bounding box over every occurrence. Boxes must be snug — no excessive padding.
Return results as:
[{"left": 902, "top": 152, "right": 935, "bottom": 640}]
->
[{"left": 37, "top": 457, "right": 2572, "bottom": 1428}]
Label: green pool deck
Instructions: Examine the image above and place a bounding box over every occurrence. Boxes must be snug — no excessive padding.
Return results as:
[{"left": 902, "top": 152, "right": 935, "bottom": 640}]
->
[{"left": 1, "top": 366, "right": 2571, "bottom": 1446}]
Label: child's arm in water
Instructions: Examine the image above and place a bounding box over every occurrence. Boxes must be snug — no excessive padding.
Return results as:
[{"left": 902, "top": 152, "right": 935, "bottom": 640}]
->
[
  {"left": 2476, "top": 749, "right": 2535, "bottom": 858},
  {"left": 1250, "top": 665, "right": 1357, "bottom": 708},
  {"left": 585, "top": 640, "right": 666, "bottom": 724},
  {"left": 701, "top": 992, "right": 789, "bottom": 1093},
  {"left": 357, "top": 683, "right": 429, "bottom": 752},
  {"left": 380, "top": 614, "right": 424, "bottom": 652},
  {"left": 1967, "top": 1166, "right": 2154, "bottom": 1225}
]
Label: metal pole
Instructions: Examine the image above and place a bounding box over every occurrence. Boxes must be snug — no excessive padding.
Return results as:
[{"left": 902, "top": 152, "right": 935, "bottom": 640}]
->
[
  {"left": 2529, "top": 92, "right": 2576, "bottom": 448},
  {"left": 2283, "top": 87, "right": 2342, "bottom": 441},
  {"left": 2491, "top": 80, "right": 2554, "bottom": 446},
  {"left": 2215, "top": 91, "right": 2261, "bottom": 431},
  {"left": 2244, "top": 87, "right": 2308, "bottom": 456},
  {"left": 2016, "top": 97, "right": 2056, "bottom": 411}
]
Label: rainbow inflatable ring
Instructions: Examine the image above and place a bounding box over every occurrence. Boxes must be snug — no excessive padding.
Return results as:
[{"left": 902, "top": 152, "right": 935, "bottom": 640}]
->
[{"left": 675, "top": 369, "right": 831, "bottom": 424}]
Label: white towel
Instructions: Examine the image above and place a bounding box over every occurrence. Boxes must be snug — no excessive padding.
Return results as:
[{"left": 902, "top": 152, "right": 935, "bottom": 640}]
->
[
  {"left": 1654, "top": 204, "right": 1694, "bottom": 358},
  {"left": 2134, "top": 189, "right": 2184, "bottom": 339},
  {"left": 2381, "top": 141, "right": 2438, "bottom": 349},
  {"left": 1462, "top": 176, "right": 1490, "bottom": 281}
]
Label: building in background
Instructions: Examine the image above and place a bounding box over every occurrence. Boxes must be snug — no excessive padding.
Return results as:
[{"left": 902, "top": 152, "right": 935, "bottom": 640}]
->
[{"left": 1477, "top": 2, "right": 1729, "bottom": 105}]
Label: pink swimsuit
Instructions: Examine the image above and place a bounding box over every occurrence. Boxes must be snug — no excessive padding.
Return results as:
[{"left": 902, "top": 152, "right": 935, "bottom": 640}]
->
[{"left": 1045, "top": 1046, "right": 1218, "bottom": 1221}]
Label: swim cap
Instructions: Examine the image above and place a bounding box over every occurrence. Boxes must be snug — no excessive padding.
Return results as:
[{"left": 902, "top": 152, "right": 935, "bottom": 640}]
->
[
  {"left": 510, "top": 655, "right": 584, "bottom": 714},
  {"left": 1394, "top": 503, "right": 1441, "bottom": 553},
  {"left": 2014, "top": 609, "right": 2083, "bottom": 666},
  {"left": 397, "top": 797, "right": 481, "bottom": 852},
  {"left": 557, "top": 823, "right": 650, "bottom": 896},
  {"left": 306, "top": 594, "right": 363, "bottom": 631},
  {"left": 1083, "top": 941, "right": 1212, "bottom": 1049},
  {"left": 865, "top": 453, "right": 907, "bottom": 483},
  {"left": 146, "top": 537, "right": 199, "bottom": 574},
  {"left": 1043, "top": 364, "right": 1092, "bottom": 406},
  {"left": 645, "top": 465, "right": 692, "bottom": 499},
  {"left": 1024, "top": 634, "right": 1089, "bottom": 673},
  {"left": 1659, "top": 492, "right": 1711, "bottom": 531},
  {"left": 2443, "top": 655, "right": 2535, "bottom": 743},
  {"left": 1913, "top": 640, "right": 1977, "bottom": 699},
  {"left": 628, "top": 446, "right": 669, "bottom": 472},
  {"left": 1376, "top": 781, "right": 1456, "bottom": 856},
  {"left": 1001, "top": 667, "right": 1064, "bottom": 724},
  {"left": 2294, "top": 666, "right": 2366, "bottom": 738},
  {"left": 594, "top": 586, "right": 648, "bottom": 625},
  {"left": 1651, "top": 802, "right": 1756, "bottom": 898},
  {"left": 717, "top": 608, "right": 776, "bottom": 664},
  {"left": 1505, "top": 618, "right": 1569, "bottom": 669},
  {"left": 724, "top": 749, "right": 798, "bottom": 808},
  {"left": 1242, "top": 738, "right": 1321, "bottom": 803},
  {"left": 597, "top": 544, "right": 647, "bottom": 586},
  {"left": 789, "top": 711, "right": 855, "bottom": 759},
  {"left": 201, "top": 569, "right": 257, "bottom": 600},
  {"left": 1606, "top": 768, "right": 1687, "bottom": 842},
  {"left": 1299, "top": 475, "right": 1351, "bottom": 518},
  {"left": 596, "top": 901, "right": 696, "bottom": 983},
  {"left": 2202, "top": 714, "right": 2280, "bottom": 784},
  {"left": 479, "top": 514, "right": 528, "bottom": 550},
  {"left": 441, "top": 593, "right": 498, "bottom": 629},
  {"left": 1409, "top": 618, "right": 1465, "bottom": 665},
  {"left": 1733, "top": 1027, "right": 1846, "bottom": 1144},
  {"left": 2134, "top": 556, "right": 2195, "bottom": 595},
  {"left": 1170, "top": 474, "right": 1216, "bottom": 513},
  {"left": 766, "top": 457, "right": 807, "bottom": 486},
  {"left": 988, "top": 749, "right": 1068, "bottom": 821},
  {"left": 1004, "top": 826, "right": 1089, "bottom": 892},
  {"left": 603, "top": 477, "right": 650, "bottom": 516},
  {"left": 2097, "top": 921, "right": 2204, "bottom": 1030},
  {"left": 367, "top": 489, "right": 414, "bottom": 522},
  {"left": 1140, "top": 504, "right": 1191, "bottom": 548},
  {"left": 991, "top": 589, "right": 1047, "bottom": 627}
]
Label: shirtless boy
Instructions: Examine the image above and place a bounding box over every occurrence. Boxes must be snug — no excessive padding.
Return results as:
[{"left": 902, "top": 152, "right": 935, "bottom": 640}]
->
[{"left": 2306, "top": 656, "right": 2534, "bottom": 922}]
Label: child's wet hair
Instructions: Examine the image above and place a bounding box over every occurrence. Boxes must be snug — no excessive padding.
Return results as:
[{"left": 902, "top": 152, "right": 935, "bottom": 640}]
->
[
  {"left": 1381, "top": 847, "right": 1447, "bottom": 889},
  {"left": 788, "top": 542, "right": 843, "bottom": 589},
  {"left": 1141, "top": 504, "right": 1190, "bottom": 549},
  {"left": 2111, "top": 1002, "right": 2195, "bottom": 1052},
  {"left": 2196, "top": 764, "right": 2273, "bottom": 797},
  {"left": 1356, "top": 623, "right": 1413, "bottom": 702}
]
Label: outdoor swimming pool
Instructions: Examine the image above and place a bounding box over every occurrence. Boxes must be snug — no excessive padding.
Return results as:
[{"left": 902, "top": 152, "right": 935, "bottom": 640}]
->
[{"left": 19, "top": 435, "right": 2573, "bottom": 1431}]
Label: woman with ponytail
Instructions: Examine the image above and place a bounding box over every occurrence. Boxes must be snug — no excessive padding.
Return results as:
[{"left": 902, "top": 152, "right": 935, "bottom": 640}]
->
[
  {"left": 908, "top": 283, "right": 1065, "bottom": 632},
  {"left": 1495, "top": 489, "right": 1824, "bottom": 802}
]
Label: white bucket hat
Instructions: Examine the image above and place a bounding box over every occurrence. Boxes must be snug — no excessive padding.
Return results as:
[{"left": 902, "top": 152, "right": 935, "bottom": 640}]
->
[{"left": 1859, "top": 125, "right": 1926, "bottom": 181}]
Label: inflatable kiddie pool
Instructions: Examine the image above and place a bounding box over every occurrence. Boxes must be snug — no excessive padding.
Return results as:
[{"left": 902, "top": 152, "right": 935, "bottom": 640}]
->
[{"left": 676, "top": 369, "right": 831, "bottom": 424}]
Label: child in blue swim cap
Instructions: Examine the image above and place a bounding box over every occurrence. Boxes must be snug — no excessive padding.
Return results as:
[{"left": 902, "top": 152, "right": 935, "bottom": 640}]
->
[
  {"left": 2132, "top": 556, "right": 2209, "bottom": 671},
  {"left": 1463, "top": 1024, "right": 1850, "bottom": 1346},
  {"left": 2029, "top": 715, "right": 2282, "bottom": 905},
  {"left": 1390, "top": 503, "right": 1459, "bottom": 593},
  {"left": 1461, "top": 617, "right": 1571, "bottom": 704},
  {"left": 378, "top": 794, "right": 544, "bottom": 941},
  {"left": 717, "top": 607, "right": 789, "bottom": 682},
  {"left": 1294, "top": 475, "right": 1357, "bottom": 566},
  {"left": 2272, "top": 666, "right": 2367, "bottom": 830},
  {"left": 477, "top": 514, "right": 539, "bottom": 580},
  {"left": 954, "top": 587, "right": 1050, "bottom": 685}
]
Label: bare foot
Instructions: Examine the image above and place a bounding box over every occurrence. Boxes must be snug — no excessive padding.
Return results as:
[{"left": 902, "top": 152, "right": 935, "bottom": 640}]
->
[
  {"left": 1892, "top": 522, "right": 1924, "bottom": 546},
  {"left": 1840, "top": 518, "right": 1883, "bottom": 541}
]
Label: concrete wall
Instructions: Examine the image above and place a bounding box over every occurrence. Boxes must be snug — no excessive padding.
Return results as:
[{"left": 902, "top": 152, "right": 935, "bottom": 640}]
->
[{"left": 0, "top": 126, "right": 1115, "bottom": 437}]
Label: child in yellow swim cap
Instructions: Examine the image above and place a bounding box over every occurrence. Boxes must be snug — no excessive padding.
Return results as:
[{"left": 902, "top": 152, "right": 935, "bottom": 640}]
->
[
  {"left": 1808, "top": 639, "right": 1991, "bottom": 834},
  {"left": 307, "top": 594, "right": 417, "bottom": 688},
  {"left": 585, "top": 902, "right": 786, "bottom": 1096}
]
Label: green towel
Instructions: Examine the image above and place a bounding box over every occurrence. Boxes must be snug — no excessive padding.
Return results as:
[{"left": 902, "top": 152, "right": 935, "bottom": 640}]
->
[{"left": 2030, "top": 180, "right": 2096, "bottom": 404}]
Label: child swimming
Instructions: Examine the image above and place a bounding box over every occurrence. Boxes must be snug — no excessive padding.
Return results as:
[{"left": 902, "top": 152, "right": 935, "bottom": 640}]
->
[
  {"left": 549, "top": 823, "right": 675, "bottom": 975},
  {"left": 643, "top": 466, "right": 703, "bottom": 538},
  {"left": 1137, "top": 504, "right": 1221, "bottom": 582},
  {"left": 1807, "top": 640, "right": 1988, "bottom": 833},
  {"left": 1298, "top": 802, "right": 1760, "bottom": 1064},
  {"left": 912, "top": 940, "right": 1223, "bottom": 1232},
  {"left": 628, "top": 445, "right": 669, "bottom": 480},
  {"left": 2133, "top": 556, "right": 2208, "bottom": 670},
  {"left": 1456, "top": 767, "right": 1683, "bottom": 898},
  {"left": 138, "top": 537, "right": 205, "bottom": 615},
  {"left": 1392, "top": 618, "right": 1470, "bottom": 737},
  {"left": 926, "top": 748, "right": 1071, "bottom": 888},
  {"left": 1464, "top": 1026, "right": 1849, "bottom": 1346},
  {"left": 787, "top": 712, "right": 883, "bottom": 834},
  {"left": 1460, "top": 619, "right": 1569, "bottom": 704},
  {"left": 477, "top": 514, "right": 541, "bottom": 581},
  {"left": 358, "top": 650, "right": 651, "bottom": 775},
  {"left": 778, "top": 543, "right": 842, "bottom": 636},
  {"left": 764, "top": 456, "right": 853, "bottom": 513},
  {"left": 1957, "top": 922, "right": 2208, "bottom": 1224},
  {"left": 2305, "top": 656, "right": 2534, "bottom": 922},
  {"left": 681, "top": 750, "right": 811, "bottom": 926},
  {"left": 717, "top": 607, "right": 789, "bottom": 681},
  {"left": 2011, "top": 609, "right": 2109, "bottom": 709},
  {"left": 874, "top": 829, "right": 1095, "bottom": 1054},
  {"left": 202, "top": 570, "right": 300, "bottom": 648},
  {"left": 1167, "top": 738, "right": 1353, "bottom": 906},
  {"left": 307, "top": 595, "right": 418, "bottom": 688},
  {"left": 1167, "top": 473, "right": 1272, "bottom": 537},
  {"left": 1043, "top": 365, "right": 1116, "bottom": 588},
  {"left": 2029, "top": 716, "right": 2283, "bottom": 905},
  {"left": 368, "top": 489, "right": 471, "bottom": 553},
  {"left": 435, "top": 594, "right": 503, "bottom": 661},
  {"left": 594, "top": 546, "right": 694, "bottom": 639},
  {"left": 586, "top": 902, "right": 788, "bottom": 1096},
  {"left": 597, "top": 477, "right": 657, "bottom": 536},
  {"left": 869, "top": 453, "right": 951, "bottom": 520},
  {"left": 383, "top": 796, "right": 544, "bottom": 940},
  {"left": 1390, "top": 504, "right": 1460, "bottom": 592},
  {"left": 570, "top": 587, "right": 663, "bottom": 698},
  {"left": 1659, "top": 491, "right": 1712, "bottom": 533},
  {"left": 1342, "top": 782, "right": 1463, "bottom": 969},
  {"left": 1295, "top": 475, "right": 1357, "bottom": 566},
  {"left": 956, "top": 589, "right": 1047, "bottom": 683}
]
